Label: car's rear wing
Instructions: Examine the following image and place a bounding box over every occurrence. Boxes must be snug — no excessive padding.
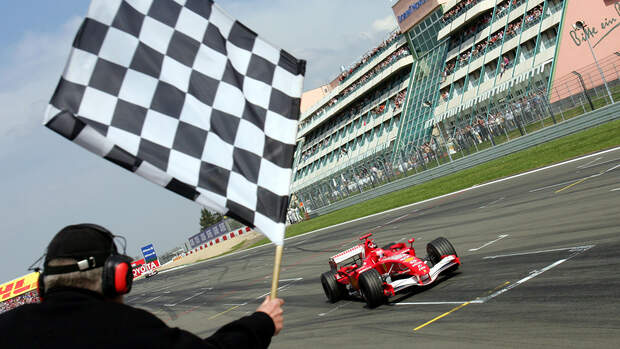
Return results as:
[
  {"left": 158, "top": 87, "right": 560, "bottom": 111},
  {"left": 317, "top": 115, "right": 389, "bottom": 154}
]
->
[{"left": 329, "top": 244, "right": 365, "bottom": 269}]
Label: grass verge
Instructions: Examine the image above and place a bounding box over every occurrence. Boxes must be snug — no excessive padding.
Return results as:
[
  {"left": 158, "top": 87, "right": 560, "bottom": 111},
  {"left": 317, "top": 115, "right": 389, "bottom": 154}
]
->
[{"left": 249, "top": 117, "right": 620, "bottom": 249}]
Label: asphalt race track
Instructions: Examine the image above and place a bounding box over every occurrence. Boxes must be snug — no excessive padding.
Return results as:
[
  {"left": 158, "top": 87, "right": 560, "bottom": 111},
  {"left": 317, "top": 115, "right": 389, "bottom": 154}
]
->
[{"left": 128, "top": 147, "right": 620, "bottom": 349}]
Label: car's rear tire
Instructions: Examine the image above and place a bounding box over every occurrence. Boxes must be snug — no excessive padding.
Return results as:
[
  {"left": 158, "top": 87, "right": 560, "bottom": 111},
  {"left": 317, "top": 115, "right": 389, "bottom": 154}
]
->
[
  {"left": 426, "top": 237, "right": 458, "bottom": 271},
  {"left": 321, "top": 271, "right": 346, "bottom": 303},
  {"left": 359, "top": 269, "right": 385, "bottom": 308}
]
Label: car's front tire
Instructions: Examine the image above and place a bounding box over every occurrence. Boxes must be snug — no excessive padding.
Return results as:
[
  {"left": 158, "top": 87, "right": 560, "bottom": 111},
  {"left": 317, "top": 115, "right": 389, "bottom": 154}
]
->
[
  {"left": 426, "top": 237, "right": 459, "bottom": 272},
  {"left": 359, "top": 269, "right": 385, "bottom": 308}
]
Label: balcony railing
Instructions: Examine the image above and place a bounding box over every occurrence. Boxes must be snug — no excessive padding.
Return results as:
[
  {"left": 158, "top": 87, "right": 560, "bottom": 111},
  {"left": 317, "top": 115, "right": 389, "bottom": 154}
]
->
[
  {"left": 441, "top": 0, "right": 481, "bottom": 27},
  {"left": 298, "top": 52, "right": 411, "bottom": 135}
]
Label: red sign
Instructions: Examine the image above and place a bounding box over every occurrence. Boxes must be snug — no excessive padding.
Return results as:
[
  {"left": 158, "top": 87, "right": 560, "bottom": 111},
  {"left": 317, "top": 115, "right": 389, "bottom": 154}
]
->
[
  {"left": 131, "top": 259, "right": 145, "bottom": 268},
  {"left": 132, "top": 260, "right": 160, "bottom": 278}
]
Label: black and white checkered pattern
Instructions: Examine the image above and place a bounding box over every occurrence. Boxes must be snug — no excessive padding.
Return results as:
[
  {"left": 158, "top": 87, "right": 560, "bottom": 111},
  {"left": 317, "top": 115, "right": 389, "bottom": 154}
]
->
[{"left": 44, "top": 0, "right": 305, "bottom": 245}]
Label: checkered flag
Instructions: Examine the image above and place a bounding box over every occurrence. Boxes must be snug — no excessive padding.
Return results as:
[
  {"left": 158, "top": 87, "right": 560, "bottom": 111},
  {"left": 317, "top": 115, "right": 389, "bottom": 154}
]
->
[{"left": 44, "top": 0, "right": 305, "bottom": 246}]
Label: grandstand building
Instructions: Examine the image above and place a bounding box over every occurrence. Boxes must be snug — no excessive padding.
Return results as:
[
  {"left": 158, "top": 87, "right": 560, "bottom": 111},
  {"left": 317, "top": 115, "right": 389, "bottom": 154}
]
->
[
  {"left": 394, "top": 0, "right": 563, "bottom": 156},
  {"left": 292, "top": 31, "right": 414, "bottom": 200},
  {"left": 291, "top": 0, "right": 619, "bottom": 210}
]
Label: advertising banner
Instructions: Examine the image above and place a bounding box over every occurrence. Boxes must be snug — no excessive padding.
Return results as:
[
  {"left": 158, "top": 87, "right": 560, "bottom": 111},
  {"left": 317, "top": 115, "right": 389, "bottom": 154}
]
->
[
  {"left": 0, "top": 272, "right": 39, "bottom": 302},
  {"left": 189, "top": 221, "right": 229, "bottom": 249},
  {"left": 131, "top": 258, "right": 145, "bottom": 268},
  {"left": 131, "top": 260, "right": 161, "bottom": 278},
  {"left": 141, "top": 244, "right": 158, "bottom": 263},
  {"left": 392, "top": 0, "right": 441, "bottom": 33}
]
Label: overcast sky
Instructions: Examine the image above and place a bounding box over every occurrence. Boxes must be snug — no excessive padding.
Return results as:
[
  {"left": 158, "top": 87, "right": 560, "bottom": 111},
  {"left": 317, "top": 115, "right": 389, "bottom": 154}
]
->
[{"left": 0, "top": 0, "right": 398, "bottom": 282}]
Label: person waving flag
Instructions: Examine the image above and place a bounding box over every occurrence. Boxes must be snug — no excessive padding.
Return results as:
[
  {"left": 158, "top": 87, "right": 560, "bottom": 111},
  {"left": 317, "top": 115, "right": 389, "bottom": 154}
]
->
[{"left": 44, "top": 0, "right": 305, "bottom": 249}]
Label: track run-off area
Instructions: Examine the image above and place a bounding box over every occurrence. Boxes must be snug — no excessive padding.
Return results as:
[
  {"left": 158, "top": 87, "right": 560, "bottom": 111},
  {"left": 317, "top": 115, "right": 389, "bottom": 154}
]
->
[{"left": 128, "top": 147, "right": 620, "bottom": 349}]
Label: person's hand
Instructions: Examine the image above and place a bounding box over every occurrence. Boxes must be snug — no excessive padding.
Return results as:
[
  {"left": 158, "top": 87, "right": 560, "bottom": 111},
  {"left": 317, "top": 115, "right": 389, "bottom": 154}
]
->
[{"left": 256, "top": 297, "right": 284, "bottom": 336}]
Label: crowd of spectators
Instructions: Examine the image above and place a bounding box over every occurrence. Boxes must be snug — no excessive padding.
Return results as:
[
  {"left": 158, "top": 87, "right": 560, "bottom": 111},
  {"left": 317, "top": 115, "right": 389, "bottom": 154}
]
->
[
  {"left": 392, "top": 90, "right": 407, "bottom": 110},
  {"left": 299, "top": 87, "right": 407, "bottom": 164},
  {"left": 299, "top": 46, "right": 411, "bottom": 132},
  {"left": 524, "top": 4, "right": 544, "bottom": 26},
  {"left": 337, "top": 31, "right": 401, "bottom": 84},
  {"left": 442, "top": 3, "right": 544, "bottom": 80},
  {"left": 0, "top": 290, "right": 39, "bottom": 314},
  {"left": 442, "top": 0, "right": 480, "bottom": 24},
  {"left": 448, "top": 89, "right": 548, "bottom": 153},
  {"left": 286, "top": 207, "right": 304, "bottom": 225},
  {"left": 448, "top": 13, "right": 491, "bottom": 51},
  {"left": 299, "top": 86, "right": 556, "bottom": 211},
  {"left": 452, "top": 117, "right": 502, "bottom": 151},
  {"left": 339, "top": 47, "right": 410, "bottom": 100}
]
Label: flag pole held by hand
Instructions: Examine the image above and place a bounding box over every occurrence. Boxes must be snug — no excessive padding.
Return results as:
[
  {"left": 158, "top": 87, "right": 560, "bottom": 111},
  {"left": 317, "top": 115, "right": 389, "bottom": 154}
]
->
[{"left": 270, "top": 244, "right": 284, "bottom": 299}]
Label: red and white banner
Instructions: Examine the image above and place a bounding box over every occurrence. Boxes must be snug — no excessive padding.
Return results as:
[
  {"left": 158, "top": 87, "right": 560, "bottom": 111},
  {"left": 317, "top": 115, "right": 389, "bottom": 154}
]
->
[{"left": 132, "top": 260, "right": 160, "bottom": 278}]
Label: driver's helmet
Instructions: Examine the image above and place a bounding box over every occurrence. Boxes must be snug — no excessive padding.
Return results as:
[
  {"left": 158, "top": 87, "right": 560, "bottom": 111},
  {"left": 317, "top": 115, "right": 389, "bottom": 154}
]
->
[{"left": 367, "top": 239, "right": 377, "bottom": 249}]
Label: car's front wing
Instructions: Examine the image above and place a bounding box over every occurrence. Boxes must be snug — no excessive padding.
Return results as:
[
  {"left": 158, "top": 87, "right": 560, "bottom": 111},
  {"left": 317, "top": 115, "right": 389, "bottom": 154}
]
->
[{"left": 388, "top": 255, "right": 458, "bottom": 293}]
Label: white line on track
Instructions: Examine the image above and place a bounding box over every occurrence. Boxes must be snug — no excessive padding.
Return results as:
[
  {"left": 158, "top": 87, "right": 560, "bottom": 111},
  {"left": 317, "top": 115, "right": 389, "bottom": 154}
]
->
[
  {"left": 479, "top": 197, "right": 504, "bottom": 209},
  {"left": 531, "top": 163, "right": 618, "bottom": 193},
  {"left": 530, "top": 180, "right": 577, "bottom": 192},
  {"left": 392, "top": 301, "right": 471, "bottom": 305},
  {"left": 604, "top": 164, "right": 620, "bottom": 173},
  {"left": 223, "top": 303, "right": 248, "bottom": 306},
  {"left": 318, "top": 301, "right": 350, "bottom": 317},
  {"left": 611, "top": 188, "right": 620, "bottom": 191},
  {"left": 577, "top": 157, "right": 620, "bottom": 170},
  {"left": 577, "top": 157, "right": 602, "bottom": 168},
  {"left": 385, "top": 214, "right": 410, "bottom": 225},
  {"left": 457, "top": 245, "right": 588, "bottom": 305},
  {"left": 158, "top": 264, "right": 189, "bottom": 274},
  {"left": 164, "top": 291, "right": 206, "bottom": 307},
  {"left": 483, "top": 245, "right": 594, "bottom": 259},
  {"left": 144, "top": 295, "right": 162, "bottom": 303},
  {"left": 469, "top": 234, "right": 509, "bottom": 251},
  {"left": 255, "top": 278, "right": 303, "bottom": 299},
  {"left": 477, "top": 258, "right": 569, "bottom": 304}
]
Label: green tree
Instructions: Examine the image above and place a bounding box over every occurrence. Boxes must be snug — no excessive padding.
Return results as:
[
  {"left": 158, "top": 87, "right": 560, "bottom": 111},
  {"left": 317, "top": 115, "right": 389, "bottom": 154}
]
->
[{"left": 199, "top": 208, "right": 224, "bottom": 231}]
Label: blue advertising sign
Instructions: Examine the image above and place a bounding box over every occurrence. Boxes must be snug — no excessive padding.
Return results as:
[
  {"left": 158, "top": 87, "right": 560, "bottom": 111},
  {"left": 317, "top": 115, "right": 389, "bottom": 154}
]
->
[
  {"left": 189, "top": 221, "right": 230, "bottom": 249},
  {"left": 141, "top": 244, "right": 158, "bottom": 263},
  {"left": 397, "top": 0, "right": 427, "bottom": 23}
]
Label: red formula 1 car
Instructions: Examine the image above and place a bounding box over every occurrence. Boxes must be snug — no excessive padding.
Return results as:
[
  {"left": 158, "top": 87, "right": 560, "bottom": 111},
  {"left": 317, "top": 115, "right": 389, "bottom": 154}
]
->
[{"left": 320, "top": 233, "right": 460, "bottom": 308}]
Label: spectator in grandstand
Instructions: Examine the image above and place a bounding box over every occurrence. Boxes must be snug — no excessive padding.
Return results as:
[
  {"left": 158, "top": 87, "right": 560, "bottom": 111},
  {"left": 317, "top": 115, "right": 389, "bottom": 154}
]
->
[
  {"left": 500, "top": 56, "right": 510, "bottom": 77},
  {"left": 0, "top": 290, "right": 40, "bottom": 314},
  {"left": 442, "top": 0, "right": 479, "bottom": 24},
  {"left": 337, "top": 30, "right": 401, "bottom": 84},
  {"left": 0, "top": 224, "right": 283, "bottom": 349}
]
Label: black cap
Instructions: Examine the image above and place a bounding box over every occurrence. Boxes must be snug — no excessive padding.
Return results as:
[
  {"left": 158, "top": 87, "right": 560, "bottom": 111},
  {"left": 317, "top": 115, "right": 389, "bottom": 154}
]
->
[{"left": 43, "top": 224, "right": 118, "bottom": 274}]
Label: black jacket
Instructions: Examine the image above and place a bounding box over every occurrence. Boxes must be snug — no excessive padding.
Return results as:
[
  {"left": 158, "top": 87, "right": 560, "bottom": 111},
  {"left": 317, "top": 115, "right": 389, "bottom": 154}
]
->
[{"left": 0, "top": 287, "right": 274, "bottom": 348}]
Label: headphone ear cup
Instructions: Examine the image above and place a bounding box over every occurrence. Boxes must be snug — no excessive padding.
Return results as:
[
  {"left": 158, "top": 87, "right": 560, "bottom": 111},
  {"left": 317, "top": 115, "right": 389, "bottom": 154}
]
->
[
  {"left": 37, "top": 272, "right": 45, "bottom": 301},
  {"left": 102, "top": 255, "right": 133, "bottom": 298}
]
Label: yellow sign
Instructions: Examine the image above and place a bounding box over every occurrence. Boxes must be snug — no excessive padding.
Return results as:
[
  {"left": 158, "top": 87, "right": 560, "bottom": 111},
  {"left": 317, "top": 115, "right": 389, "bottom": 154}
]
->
[{"left": 0, "top": 272, "right": 39, "bottom": 302}]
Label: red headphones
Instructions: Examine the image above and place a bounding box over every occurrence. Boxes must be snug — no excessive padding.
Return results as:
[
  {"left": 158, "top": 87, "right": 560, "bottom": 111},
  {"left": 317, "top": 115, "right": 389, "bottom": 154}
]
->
[{"left": 38, "top": 224, "right": 133, "bottom": 299}]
